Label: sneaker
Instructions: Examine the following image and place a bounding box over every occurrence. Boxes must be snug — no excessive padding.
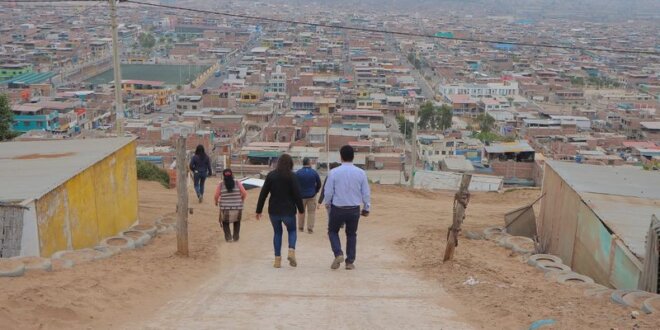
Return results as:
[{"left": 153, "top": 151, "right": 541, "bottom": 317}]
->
[
  {"left": 274, "top": 256, "right": 282, "bottom": 268},
  {"left": 345, "top": 263, "right": 355, "bottom": 270},
  {"left": 287, "top": 248, "right": 297, "bottom": 267},
  {"left": 331, "top": 255, "right": 344, "bottom": 270},
  {"left": 198, "top": 196, "right": 203, "bottom": 203},
  {"left": 307, "top": 229, "right": 313, "bottom": 234},
  {"left": 299, "top": 227, "right": 304, "bottom": 232}
]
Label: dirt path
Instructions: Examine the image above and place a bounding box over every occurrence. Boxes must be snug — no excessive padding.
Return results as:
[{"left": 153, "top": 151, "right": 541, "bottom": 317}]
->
[
  {"left": 4, "top": 182, "right": 655, "bottom": 329},
  {"left": 135, "top": 184, "right": 471, "bottom": 329}
]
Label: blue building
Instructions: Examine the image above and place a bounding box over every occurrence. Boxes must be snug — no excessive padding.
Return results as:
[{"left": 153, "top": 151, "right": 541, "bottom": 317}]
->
[
  {"left": 493, "top": 43, "right": 516, "bottom": 51},
  {"left": 11, "top": 103, "right": 60, "bottom": 132}
]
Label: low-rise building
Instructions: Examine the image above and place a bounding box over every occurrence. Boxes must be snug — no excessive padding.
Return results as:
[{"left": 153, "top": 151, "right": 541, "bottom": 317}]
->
[
  {"left": 484, "top": 141, "right": 538, "bottom": 185},
  {"left": 0, "top": 63, "right": 33, "bottom": 79},
  {"left": 119, "top": 80, "right": 172, "bottom": 106},
  {"left": 640, "top": 122, "right": 660, "bottom": 142},
  {"left": 11, "top": 103, "right": 60, "bottom": 132},
  {"left": 0, "top": 138, "right": 138, "bottom": 257},
  {"left": 176, "top": 95, "right": 203, "bottom": 113}
]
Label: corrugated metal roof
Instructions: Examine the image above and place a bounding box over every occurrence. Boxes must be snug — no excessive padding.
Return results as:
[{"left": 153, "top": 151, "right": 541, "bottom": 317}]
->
[
  {"left": 1, "top": 71, "right": 56, "bottom": 85},
  {"left": 0, "top": 138, "right": 135, "bottom": 203},
  {"left": 547, "top": 160, "right": 660, "bottom": 259},
  {"left": 641, "top": 122, "right": 660, "bottom": 130},
  {"left": 547, "top": 160, "right": 660, "bottom": 199},
  {"left": 582, "top": 193, "right": 659, "bottom": 258}
]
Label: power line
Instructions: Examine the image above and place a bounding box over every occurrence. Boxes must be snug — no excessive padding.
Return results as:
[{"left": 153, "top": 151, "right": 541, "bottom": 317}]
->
[
  {"left": 3, "top": 0, "right": 659, "bottom": 55},
  {"left": 123, "top": 0, "right": 658, "bottom": 56},
  {"left": 0, "top": 0, "right": 101, "bottom": 2}
]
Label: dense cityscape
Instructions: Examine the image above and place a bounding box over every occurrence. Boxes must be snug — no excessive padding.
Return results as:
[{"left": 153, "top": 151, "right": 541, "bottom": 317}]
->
[
  {"left": 0, "top": 1, "right": 659, "bottom": 328},
  {"left": 1, "top": 0, "right": 658, "bottom": 185}
]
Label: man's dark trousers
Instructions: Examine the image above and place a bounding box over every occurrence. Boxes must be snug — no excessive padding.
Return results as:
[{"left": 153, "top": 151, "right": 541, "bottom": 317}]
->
[{"left": 328, "top": 205, "right": 360, "bottom": 263}]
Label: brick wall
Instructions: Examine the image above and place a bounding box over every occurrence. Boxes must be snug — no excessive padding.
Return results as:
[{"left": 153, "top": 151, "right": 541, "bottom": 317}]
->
[
  {"left": 490, "top": 161, "right": 536, "bottom": 180},
  {"left": 329, "top": 135, "right": 355, "bottom": 151}
]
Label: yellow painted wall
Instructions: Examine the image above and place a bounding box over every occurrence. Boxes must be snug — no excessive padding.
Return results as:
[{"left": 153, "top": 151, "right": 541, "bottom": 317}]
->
[{"left": 35, "top": 141, "right": 138, "bottom": 257}]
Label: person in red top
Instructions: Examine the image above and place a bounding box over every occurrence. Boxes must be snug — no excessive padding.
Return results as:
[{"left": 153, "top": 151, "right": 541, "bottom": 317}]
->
[{"left": 214, "top": 169, "right": 247, "bottom": 242}]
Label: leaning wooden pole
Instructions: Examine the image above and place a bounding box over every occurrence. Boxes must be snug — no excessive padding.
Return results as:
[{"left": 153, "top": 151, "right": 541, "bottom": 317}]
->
[
  {"left": 443, "top": 173, "right": 472, "bottom": 262},
  {"left": 176, "top": 136, "right": 189, "bottom": 256}
]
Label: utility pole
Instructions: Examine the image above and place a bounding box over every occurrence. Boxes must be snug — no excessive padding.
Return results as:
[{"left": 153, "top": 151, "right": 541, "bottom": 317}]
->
[
  {"left": 176, "top": 136, "right": 189, "bottom": 256},
  {"left": 443, "top": 173, "right": 472, "bottom": 262},
  {"left": 409, "top": 105, "right": 419, "bottom": 187},
  {"left": 109, "top": 0, "right": 124, "bottom": 136}
]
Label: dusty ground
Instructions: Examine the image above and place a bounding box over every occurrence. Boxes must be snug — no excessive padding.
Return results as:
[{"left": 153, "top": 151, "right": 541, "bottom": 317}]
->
[
  {"left": 0, "top": 182, "right": 658, "bottom": 329},
  {"left": 0, "top": 181, "right": 219, "bottom": 330},
  {"left": 397, "top": 187, "right": 660, "bottom": 329}
]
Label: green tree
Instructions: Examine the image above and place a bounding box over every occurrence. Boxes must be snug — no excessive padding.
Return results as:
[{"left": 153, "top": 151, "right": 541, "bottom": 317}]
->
[
  {"left": 476, "top": 113, "right": 495, "bottom": 133},
  {"left": 418, "top": 102, "right": 453, "bottom": 131},
  {"left": 396, "top": 115, "right": 413, "bottom": 139},
  {"left": 136, "top": 160, "right": 170, "bottom": 188},
  {"left": 407, "top": 53, "right": 415, "bottom": 64},
  {"left": 570, "top": 77, "right": 583, "bottom": 86},
  {"left": 473, "top": 131, "right": 501, "bottom": 143},
  {"left": 0, "top": 94, "right": 18, "bottom": 141},
  {"left": 439, "top": 105, "right": 453, "bottom": 130},
  {"left": 138, "top": 33, "right": 156, "bottom": 49}
]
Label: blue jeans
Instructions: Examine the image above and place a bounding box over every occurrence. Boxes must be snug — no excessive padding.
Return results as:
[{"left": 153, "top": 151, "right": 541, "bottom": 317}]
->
[
  {"left": 193, "top": 172, "right": 207, "bottom": 197},
  {"left": 328, "top": 206, "right": 360, "bottom": 264},
  {"left": 270, "top": 215, "right": 297, "bottom": 257}
]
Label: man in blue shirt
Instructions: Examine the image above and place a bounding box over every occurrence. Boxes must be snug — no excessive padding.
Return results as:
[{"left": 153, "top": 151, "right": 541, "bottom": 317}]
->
[
  {"left": 295, "top": 157, "right": 322, "bottom": 233},
  {"left": 324, "top": 145, "right": 371, "bottom": 270}
]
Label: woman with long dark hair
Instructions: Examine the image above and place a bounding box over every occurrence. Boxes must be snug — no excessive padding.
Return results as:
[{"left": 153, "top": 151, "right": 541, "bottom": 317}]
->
[
  {"left": 256, "top": 154, "right": 305, "bottom": 268},
  {"left": 214, "top": 168, "right": 247, "bottom": 242},
  {"left": 189, "top": 144, "right": 212, "bottom": 203}
]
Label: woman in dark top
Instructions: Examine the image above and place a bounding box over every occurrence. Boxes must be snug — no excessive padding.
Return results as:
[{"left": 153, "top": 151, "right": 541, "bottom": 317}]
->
[
  {"left": 256, "top": 154, "right": 305, "bottom": 268},
  {"left": 189, "top": 145, "right": 212, "bottom": 203}
]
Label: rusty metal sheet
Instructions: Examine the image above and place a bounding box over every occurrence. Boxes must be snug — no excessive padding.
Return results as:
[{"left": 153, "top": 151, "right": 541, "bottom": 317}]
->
[
  {"left": 610, "top": 238, "right": 643, "bottom": 289},
  {"left": 538, "top": 165, "right": 580, "bottom": 265},
  {"left": 547, "top": 160, "right": 660, "bottom": 200},
  {"left": 572, "top": 202, "right": 612, "bottom": 285},
  {"left": 504, "top": 205, "right": 537, "bottom": 238},
  {"left": 582, "top": 192, "right": 659, "bottom": 260}
]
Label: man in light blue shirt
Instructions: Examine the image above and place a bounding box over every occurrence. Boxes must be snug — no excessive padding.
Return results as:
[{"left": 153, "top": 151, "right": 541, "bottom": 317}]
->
[{"left": 324, "top": 145, "right": 371, "bottom": 270}]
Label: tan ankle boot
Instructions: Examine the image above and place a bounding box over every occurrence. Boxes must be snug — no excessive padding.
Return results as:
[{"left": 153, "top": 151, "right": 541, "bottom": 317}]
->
[
  {"left": 274, "top": 256, "right": 281, "bottom": 268},
  {"left": 287, "top": 248, "right": 297, "bottom": 267}
]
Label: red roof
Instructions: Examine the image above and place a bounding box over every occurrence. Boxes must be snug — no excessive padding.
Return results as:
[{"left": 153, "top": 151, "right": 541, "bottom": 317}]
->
[{"left": 74, "top": 108, "right": 86, "bottom": 115}]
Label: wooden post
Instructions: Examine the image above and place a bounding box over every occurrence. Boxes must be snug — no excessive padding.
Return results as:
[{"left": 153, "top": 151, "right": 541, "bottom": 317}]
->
[
  {"left": 176, "top": 136, "right": 189, "bottom": 256},
  {"left": 443, "top": 173, "right": 472, "bottom": 262}
]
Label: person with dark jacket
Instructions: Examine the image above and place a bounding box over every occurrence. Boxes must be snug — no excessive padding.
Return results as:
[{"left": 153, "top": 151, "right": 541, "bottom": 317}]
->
[
  {"left": 256, "top": 154, "right": 305, "bottom": 268},
  {"left": 189, "top": 145, "right": 212, "bottom": 203},
  {"left": 295, "top": 157, "right": 322, "bottom": 233},
  {"left": 318, "top": 162, "right": 340, "bottom": 206}
]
